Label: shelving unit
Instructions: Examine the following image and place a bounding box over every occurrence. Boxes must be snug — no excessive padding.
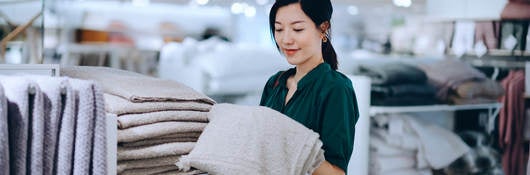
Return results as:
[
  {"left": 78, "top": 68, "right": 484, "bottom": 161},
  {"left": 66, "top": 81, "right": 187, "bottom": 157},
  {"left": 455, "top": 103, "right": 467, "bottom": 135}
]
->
[{"left": 370, "top": 103, "right": 503, "bottom": 116}]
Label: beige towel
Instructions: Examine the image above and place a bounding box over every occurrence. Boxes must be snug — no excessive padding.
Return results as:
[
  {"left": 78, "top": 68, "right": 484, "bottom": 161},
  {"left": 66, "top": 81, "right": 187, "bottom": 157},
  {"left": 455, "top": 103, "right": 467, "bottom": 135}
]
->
[
  {"left": 118, "top": 121, "right": 206, "bottom": 143},
  {"left": 120, "top": 165, "right": 180, "bottom": 175},
  {"left": 61, "top": 66, "right": 215, "bottom": 104},
  {"left": 118, "top": 142, "right": 195, "bottom": 161},
  {"left": 105, "top": 94, "right": 212, "bottom": 115},
  {"left": 117, "top": 155, "right": 182, "bottom": 173},
  {"left": 120, "top": 137, "right": 198, "bottom": 148},
  {"left": 118, "top": 110, "right": 208, "bottom": 129},
  {"left": 155, "top": 169, "right": 204, "bottom": 175},
  {"left": 176, "top": 103, "right": 324, "bottom": 175}
]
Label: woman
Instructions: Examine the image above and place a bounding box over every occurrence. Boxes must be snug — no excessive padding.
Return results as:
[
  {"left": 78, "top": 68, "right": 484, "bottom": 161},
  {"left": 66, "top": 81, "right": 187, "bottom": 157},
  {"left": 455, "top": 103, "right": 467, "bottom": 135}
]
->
[{"left": 259, "top": 0, "right": 359, "bottom": 174}]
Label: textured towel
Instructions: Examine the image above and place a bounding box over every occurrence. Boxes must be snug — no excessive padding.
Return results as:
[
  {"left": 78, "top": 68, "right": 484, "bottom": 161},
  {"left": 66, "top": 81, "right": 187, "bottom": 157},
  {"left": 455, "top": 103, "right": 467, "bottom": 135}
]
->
[
  {"left": 117, "top": 155, "right": 183, "bottom": 173},
  {"left": 60, "top": 66, "right": 215, "bottom": 104},
  {"left": 0, "top": 85, "right": 9, "bottom": 175},
  {"left": 27, "top": 76, "right": 65, "bottom": 175},
  {"left": 56, "top": 81, "right": 75, "bottom": 175},
  {"left": 0, "top": 76, "right": 30, "bottom": 175},
  {"left": 118, "top": 121, "right": 206, "bottom": 143},
  {"left": 91, "top": 83, "right": 107, "bottom": 175},
  {"left": 28, "top": 79, "right": 45, "bottom": 175},
  {"left": 70, "top": 79, "right": 96, "bottom": 175},
  {"left": 354, "top": 62, "right": 427, "bottom": 85},
  {"left": 118, "top": 142, "right": 195, "bottom": 161},
  {"left": 120, "top": 137, "right": 198, "bottom": 148},
  {"left": 370, "top": 155, "right": 416, "bottom": 172},
  {"left": 155, "top": 169, "right": 204, "bottom": 175},
  {"left": 120, "top": 165, "right": 181, "bottom": 175},
  {"left": 176, "top": 103, "right": 325, "bottom": 175},
  {"left": 118, "top": 110, "right": 208, "bottom": 129},
  {"left": 105, "top": 94, "right": 212, "bottom": 115}
]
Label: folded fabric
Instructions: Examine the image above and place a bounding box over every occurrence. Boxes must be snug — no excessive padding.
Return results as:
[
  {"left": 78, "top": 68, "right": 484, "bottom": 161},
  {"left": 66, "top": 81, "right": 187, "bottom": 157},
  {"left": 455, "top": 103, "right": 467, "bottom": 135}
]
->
[
  {"left": 118, "top": 121, "right": 206, "bottom": 143},
  {"left": 118, "top": 110, "right": 209, "bottom": 129},
  {"left": 448, "top": 95, "right": 498, "bottom": 105},
  {"left": 120, "top": 137, "right": 198, "bottom": 148},
  {"left": 118, "top": 155, "right": 182, "bottom": 173},
  {"left": 370, "top": 133, "right": 416, "bottom": 156},
  {"left": 105, "top": 93, "right": 212, "bottom": 115},
  {"left": 454, "top": 79, "right": 504, "bottom": 99},
  {"left": 370, "top": 155, "right": 416, "bottom": 172},
  {"left": 118, "top": 142, "right": 195, "bottom": 161},
  {"left": 0, "top": 76, "right": 31, "bottom": 175},
  {"left": 371, "top": 83, "right": 436, "bottom": 98},
  {"left": 0, "top": 85, "right": 8, "bottom": 175},
  {"left": 354, "top": 62, "right": 427, "bottom": 85},
  {"left": 176, "top": 103, "right": 324, "bottom": 175},
  {"left": 154, "top": 169, "right": 204, "bottom": 175},
  {"left": 371, "top": 96, "right": 439, "bottom": 106},
  {"left": 61, "top": 66, "right": 215, "bottom": 104},
  {"left": 120, "top": 165, "right": 181, "bottom": 175}
]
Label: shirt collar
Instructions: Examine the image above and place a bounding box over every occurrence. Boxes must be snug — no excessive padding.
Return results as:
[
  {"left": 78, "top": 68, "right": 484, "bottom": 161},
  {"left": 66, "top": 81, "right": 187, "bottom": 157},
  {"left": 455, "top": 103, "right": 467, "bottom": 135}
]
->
[{"left": 278, "top": 63, "right": 331, "bottom": 90}]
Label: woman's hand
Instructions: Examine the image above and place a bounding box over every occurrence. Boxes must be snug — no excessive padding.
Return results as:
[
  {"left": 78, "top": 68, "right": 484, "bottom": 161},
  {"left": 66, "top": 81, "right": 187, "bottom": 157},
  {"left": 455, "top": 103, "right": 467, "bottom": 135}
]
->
[{"left": 312, "top": 160, "right": 345, "bottom": 175}]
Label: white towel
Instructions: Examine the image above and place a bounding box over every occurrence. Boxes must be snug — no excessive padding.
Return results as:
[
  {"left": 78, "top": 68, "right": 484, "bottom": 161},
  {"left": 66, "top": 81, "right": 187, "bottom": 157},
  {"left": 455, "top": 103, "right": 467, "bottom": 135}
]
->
[
  {"left": 28, "top": 79, "right": 45, "bottom": 175},
  {"left": 369, "top": 133, "right": 415, "bottom": 156},
  {"left": 104, "top": 93, "right": 212, "bottom": 115},
  {"left": 70, "top": 79, "right": 96, "bottom": 175},
  {"left": 60, "top": 66, "right": 215, "bottom": 104},
  {"left": 56, "top": 80, "right": 75, "bottom": 175},
  {"left": 117, "top": 155, "right": 182, "bottom": 173},
  {"left": 118, "top": 110, "right": 208, "bottom": 129},
  {"left": 91, "top": 83, "right": 107, "bottom": 175},
  {"left": 118, "top": 121, "right": 207, "bottom": 143},
  {"left": 27, "top": 76, "right": 65, "bottom": 175},
  {"left": 118, "top": 142, "right": 195, "bottom": 161},
  {"left": 120, "top": 165, "right": 186, "bottom": 175},
  {"left": 176, "top": 103, "right": 324, "bottom": 175},
  {"left": 0, "top": 76, "right": 30, "bottom": 175},
  {"left": 0, "top": 85, "right": 9, "bottom": 175},
  {"left": 370, "top": 155, "right": 416, "bottom": 172}
]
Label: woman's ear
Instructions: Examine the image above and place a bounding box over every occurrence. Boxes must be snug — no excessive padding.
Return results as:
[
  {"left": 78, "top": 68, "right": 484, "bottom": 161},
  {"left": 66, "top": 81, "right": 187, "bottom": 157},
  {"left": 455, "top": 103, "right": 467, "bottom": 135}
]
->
[{"left": 319, "top": 21, "right": 330, "bottom": 33}]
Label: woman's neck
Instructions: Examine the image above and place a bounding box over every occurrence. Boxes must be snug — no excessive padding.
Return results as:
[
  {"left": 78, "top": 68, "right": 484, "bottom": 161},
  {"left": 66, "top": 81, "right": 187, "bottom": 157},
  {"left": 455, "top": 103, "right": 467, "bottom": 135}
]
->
[{"left": 294, "top": 56, "right": 324, "bottom": 82}]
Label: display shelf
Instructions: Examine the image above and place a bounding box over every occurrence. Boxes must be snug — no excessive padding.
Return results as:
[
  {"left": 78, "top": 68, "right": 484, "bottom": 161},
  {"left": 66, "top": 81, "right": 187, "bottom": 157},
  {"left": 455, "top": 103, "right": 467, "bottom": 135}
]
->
[{"left": 370, "top": 103, "right": 502, "bottom": 116}]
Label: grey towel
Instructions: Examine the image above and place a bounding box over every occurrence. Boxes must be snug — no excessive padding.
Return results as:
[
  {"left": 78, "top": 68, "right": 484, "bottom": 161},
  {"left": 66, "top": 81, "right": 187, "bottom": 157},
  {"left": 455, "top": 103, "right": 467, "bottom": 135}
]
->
[
  {"left": 0, "top": 76, "right": 30, "bottom": 175},
  {"left": 118, "top": 142, "right": 195, "bottom": 161},
  {"left": 117, "top": 155, "right": 182, "bottom": 173},
  {"left": 91, "top": 84, "right": 107, "bottom": 175},
  {"left": 120, "top": 165, "right": 181, "bottom": 175},
  {"left": 105, "top": 94, "right": 212, "bottom": 115},
  {"left": 0, "top": 85, "right": 9, "bottom": 175},
  {"left": 118, "top": 121, "right": 207, "bottom": 143},
  {"left": 118, "top": 110, "right": 209, "bottom": 129},
  {"left": 154, "top": 169, "right": 204, "bottom": 175},
  {"left": 120, "top": 137, "right": 198, "bottom": 148},
  {"left": 70, "top": 79, "right": 96, "bottom": 175},
  {"left": 56, "top": 81, "right": 75, "bottom": 175},
  {"left": 28, "top": 79, "right": 45, "bottom": 175},
  {"left": 27, "top": 76, "right": 65, "bottom": 175},
  {"left": 61, "top": 66, "right": 215, "bottom": 104},
  {"left": 176, "top": 103, "right": 325, "bottom": 175}
]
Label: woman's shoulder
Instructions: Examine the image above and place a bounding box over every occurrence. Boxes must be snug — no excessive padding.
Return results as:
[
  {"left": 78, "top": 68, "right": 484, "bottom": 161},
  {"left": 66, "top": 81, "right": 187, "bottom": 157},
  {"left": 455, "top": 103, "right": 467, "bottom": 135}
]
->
[{"left": 322, "top": 70, "right": 353, "bottom": 89}]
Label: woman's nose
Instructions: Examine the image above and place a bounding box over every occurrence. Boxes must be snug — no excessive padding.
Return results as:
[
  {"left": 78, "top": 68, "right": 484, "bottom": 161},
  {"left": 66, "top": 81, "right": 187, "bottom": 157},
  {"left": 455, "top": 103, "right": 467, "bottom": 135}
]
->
[{"left": 280, "top": 31, "right": 294, "bottom": 45}]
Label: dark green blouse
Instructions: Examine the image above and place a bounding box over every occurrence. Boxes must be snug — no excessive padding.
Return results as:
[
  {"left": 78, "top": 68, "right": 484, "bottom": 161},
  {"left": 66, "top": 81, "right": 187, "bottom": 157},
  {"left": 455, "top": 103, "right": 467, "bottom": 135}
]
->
[{"left": 260, "top": 63, "right": 359, "bottom": 172}]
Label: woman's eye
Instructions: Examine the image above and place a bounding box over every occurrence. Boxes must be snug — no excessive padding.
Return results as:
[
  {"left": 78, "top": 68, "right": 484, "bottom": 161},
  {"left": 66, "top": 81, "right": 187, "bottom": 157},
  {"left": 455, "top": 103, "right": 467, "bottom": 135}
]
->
[
  {"left": 275, "top": 29, "right": 283, "bottom": 32},
  {"left": 294, "top": 29, "right": 304, "bottom": 32}
]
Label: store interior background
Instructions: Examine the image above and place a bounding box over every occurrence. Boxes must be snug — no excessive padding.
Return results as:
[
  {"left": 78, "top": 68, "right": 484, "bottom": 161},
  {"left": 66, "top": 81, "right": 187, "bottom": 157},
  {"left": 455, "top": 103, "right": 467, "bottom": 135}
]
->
[{"left": 0, "top": 0, "right": 529, "bottom": 174}]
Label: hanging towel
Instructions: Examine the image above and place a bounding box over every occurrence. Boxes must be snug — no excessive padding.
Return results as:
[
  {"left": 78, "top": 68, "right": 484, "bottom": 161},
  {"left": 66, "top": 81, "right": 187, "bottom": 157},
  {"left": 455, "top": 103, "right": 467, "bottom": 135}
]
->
[
  {"left": 176, "top": 103, "right": 325, "bottom": 175},
  {"left": 118, "top": 121, "right": 206, "bottom": 143},
  {"left": 118, "top": 142, "right": 195, "bottom": 161},
  {"left": 104, "top": 94, "right": 211, "bottom": 115},
  {"left": 0, "top": 76, "right": 31, "bottom": 175},
  {"left": 118, "top": 110, "right": 208, "bottom": 129},
  {"left": 117, "top": 155, "right": 183, "bottom": 173},
  {"left": 27, "top": 76, "right": 65, "bottom": 175},
  {"left": 70, "top": 79, "right": 96, "bottom": 175},
  {"left": 60, "top": 66, "right": 215, "bottom": 104},
  {"left": 56, "top": 80, "right": 75, "bottom": 175},
  {"left": 28, "top": 79, "right": 45, "bottom": 175},
  {"left": 91, "top": 83, "right": 107, "bottom": 175},
  {"left": 0, "top": 85, "right": 9, "bottom": 175}
]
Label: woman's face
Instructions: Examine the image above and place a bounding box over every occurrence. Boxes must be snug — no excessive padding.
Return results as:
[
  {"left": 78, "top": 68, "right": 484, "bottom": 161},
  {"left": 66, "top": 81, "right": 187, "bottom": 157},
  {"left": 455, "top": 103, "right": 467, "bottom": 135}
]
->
[{"left": 274, "top": 3, "right": 323, "bottom": 67}]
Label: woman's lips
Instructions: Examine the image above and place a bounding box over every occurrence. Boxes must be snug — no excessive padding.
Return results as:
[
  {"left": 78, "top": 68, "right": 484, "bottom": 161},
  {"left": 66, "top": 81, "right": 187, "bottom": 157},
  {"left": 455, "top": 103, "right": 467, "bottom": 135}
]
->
[{"left": 284, "top": 49, "right": 299, "bottom": 56}]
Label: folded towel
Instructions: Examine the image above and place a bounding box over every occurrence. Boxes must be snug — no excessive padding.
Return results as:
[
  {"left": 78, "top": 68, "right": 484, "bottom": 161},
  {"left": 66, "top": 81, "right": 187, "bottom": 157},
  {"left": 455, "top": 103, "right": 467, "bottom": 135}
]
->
[
  {"left": 0, "top": 85, "right": 8, "bottom": 175},
  {"left": 61, "top": 66, "right": 215, "bottom": 104},
  {"left": 118, "top": 121, "right": 206, "bottom": 143},
  {"left": 70, "top": 79, "right": 97, "bottom": 175},
  {"left": 56, "top": 80, "right": 76, "bottom": 175},
  {"left": 354, "top": 62, "right": 427, "bottom": 85},
  {"left": 120, "top": 137, "right": 198, "bottom": 148},
  {"left": 91, "top": 83, "right": 107, "bottom": 175},
  {"left": 370, "top": 133, "right": 415, "bottom": 156},
  {"left": 117, "top": 155, "right": 182, "bottom": 173},
  {"left": 454, "top": 79, "right": 504, "bottom": 99},
  {"left": 0, "top": 76, "right": 31, "bottom": 175},
  {"left": 154, "top": 169, "right": 204, "bottom": 175},
  {"left": 370, "top": 155, "right": 416, "bottom": 172},
  {"left": 118, "top": 142, "right": 195, "bottom": 161},
  {"left": 27, "top": 76, "right": 66, "bottom": 175},
  {"left": 176, "top": 103, "right": 324, "bottom": 175},
  {"left": 105, "top": 94, "right": 211, "bottom": 115},
  {"left": 118, "top": 110, "right": 208, "bottom": 129},
  {"left": 120, "top": 165, "right": 181, "bottom": 175}
]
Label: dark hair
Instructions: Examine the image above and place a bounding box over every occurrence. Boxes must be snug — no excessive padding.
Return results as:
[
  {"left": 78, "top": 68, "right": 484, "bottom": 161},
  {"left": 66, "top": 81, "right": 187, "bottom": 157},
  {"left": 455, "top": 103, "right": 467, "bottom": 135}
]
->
[{"left": 269, "top": 0, "right": 338, "bottom": 70}]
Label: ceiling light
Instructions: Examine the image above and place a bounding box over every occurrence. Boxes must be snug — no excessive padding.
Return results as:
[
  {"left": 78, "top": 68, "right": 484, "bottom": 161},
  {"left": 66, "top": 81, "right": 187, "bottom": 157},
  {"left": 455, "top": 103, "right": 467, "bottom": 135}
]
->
[
  {"left": 256, "top": 0, "right": 268, "bottom": 6},
  {"left": 393, "top": 0, "right": 411, "bottom": 7},
  {"left": 196, "top": 0, "right": 208, "bottom": 5},
  {"left": 231, "top": 3, "right": 244, "bottom": 14},
  {"left": 347, "top": 5, "right": 358, "bottom": 15}
]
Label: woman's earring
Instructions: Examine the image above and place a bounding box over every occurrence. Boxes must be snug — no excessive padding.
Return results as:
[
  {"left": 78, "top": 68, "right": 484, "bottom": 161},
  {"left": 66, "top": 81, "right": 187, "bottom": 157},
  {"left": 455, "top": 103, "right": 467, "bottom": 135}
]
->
[{"left": 322, "top": 36, "right": 328, "bottom": 43}]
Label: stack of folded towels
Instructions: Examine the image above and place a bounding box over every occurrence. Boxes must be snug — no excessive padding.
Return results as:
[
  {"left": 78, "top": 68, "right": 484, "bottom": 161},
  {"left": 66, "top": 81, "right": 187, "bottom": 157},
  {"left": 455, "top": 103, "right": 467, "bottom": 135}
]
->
[{"left": 61, "top": 66, "right": 215, "bottom": 175}]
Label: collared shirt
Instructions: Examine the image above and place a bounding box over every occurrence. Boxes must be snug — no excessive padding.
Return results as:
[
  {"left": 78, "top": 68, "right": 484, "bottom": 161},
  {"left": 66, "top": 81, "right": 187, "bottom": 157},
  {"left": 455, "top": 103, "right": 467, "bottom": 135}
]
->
[{"left": 260, "top": 63, "right": 359, "bottom": 172}]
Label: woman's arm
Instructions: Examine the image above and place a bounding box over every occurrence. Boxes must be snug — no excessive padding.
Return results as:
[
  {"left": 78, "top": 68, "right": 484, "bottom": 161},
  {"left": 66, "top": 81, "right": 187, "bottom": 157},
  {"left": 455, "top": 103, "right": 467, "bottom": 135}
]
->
[{"left": 312, "top": 160, "right": 345, "bottom": 175}]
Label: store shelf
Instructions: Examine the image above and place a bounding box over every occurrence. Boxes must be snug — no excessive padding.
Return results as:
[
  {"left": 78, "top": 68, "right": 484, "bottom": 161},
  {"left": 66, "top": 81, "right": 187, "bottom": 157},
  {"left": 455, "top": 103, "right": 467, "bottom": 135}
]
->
[{"left": 370, "top": 103, "right": 503, "bottom": 116}]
